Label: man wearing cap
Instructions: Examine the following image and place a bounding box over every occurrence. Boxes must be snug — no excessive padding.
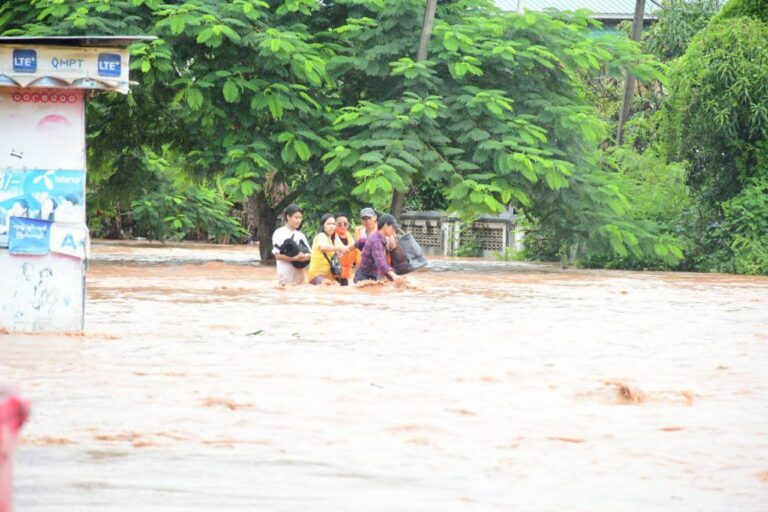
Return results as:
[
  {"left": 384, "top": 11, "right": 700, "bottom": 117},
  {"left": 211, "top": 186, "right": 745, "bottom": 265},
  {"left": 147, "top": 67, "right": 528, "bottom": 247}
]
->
[
  {"left": 354, "top": 214, "right": 403, "bottom": 283},
  {"left": 355, "top": 207, "right": 397, "bottom": 251},
  {"left": 355, "top": 207, "right": 376, "bottom": 242}
]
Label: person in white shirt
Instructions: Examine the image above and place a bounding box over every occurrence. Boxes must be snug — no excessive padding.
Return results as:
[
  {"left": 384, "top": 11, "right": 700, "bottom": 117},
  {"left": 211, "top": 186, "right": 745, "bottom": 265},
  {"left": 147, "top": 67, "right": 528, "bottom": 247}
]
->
[{"left": 271, "top": 204, "right": 311, "bottom": 286}]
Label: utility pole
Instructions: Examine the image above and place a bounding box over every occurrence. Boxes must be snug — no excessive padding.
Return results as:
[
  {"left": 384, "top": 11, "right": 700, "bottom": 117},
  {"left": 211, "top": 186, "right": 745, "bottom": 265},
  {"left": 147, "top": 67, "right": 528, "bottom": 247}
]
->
[
  {"left": 391, "top": 0, "right": 438, "bottom": 222},
  {"left": 615, "top": 0, "right": 646, "bottom": 146}
]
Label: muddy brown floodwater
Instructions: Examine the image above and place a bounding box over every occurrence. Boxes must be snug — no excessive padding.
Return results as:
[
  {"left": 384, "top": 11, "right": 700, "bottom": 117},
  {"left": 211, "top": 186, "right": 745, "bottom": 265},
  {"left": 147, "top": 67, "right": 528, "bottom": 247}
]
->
[{"left": 2, "top": 240, "right": 768, "bottom": 511}]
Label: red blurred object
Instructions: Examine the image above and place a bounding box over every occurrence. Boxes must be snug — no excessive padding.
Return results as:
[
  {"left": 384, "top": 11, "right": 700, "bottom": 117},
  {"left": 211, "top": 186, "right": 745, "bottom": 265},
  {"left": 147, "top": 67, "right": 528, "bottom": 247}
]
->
[{"left": 0, "top": 390, "right": 29, "bottom": 512}]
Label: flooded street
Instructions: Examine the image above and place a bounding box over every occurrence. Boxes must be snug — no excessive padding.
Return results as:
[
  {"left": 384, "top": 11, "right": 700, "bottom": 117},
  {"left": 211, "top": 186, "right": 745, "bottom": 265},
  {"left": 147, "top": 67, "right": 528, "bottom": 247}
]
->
[{"left": 2, "top": 241, "right": 767, "bottom": 511}]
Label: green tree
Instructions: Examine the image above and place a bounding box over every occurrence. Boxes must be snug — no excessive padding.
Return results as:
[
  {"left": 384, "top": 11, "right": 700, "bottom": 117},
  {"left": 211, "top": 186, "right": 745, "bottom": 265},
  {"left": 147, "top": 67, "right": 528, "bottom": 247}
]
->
[
  {"left": 1, "top": 0, "right": 178, "bottom": 239},
  {"left": 4, "top": 0, "right": 339, "bottom": 261},
  {"left": 661, "top": 17, "right": 768, "bottom": 204},
  {"left": 3, "top": 0, "right": 680, "bottom": 265},
  {"left": 151, "top": 0, "right": 338, "bottom": 261},
  {"left": 660, "top": 6, "right": 768, "bottom": 274},
  {"left": 326, "top": 2, "right": 677, "bottom": 262},
  {"left": 644, "top": 0, "right": 724, "bottom": 60},
  {"left": 713, "top": 0, "right": 768, "bottom": 22}
]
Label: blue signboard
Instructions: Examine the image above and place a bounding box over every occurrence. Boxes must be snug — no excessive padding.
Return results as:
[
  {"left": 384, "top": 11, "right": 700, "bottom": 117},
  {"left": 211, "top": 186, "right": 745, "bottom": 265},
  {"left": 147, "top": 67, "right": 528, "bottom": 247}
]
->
[
  {"left": 97, "top": 53, "right": 121, "bottom": 77},
  {"left": 0, "top": 169, "right": 85, "bottom": 247},
  {"left": 12, "top": 49, "right": 37, "bottom": 73},
  {"left": 8, "top": 217, "right": 51, "bottom": 255}
]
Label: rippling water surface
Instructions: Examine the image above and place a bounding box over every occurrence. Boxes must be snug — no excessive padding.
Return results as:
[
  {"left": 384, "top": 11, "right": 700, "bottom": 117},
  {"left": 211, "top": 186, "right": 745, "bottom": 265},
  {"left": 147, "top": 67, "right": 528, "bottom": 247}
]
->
[{"left": 2, "top": 241, "right": 767, "bottom": 511}]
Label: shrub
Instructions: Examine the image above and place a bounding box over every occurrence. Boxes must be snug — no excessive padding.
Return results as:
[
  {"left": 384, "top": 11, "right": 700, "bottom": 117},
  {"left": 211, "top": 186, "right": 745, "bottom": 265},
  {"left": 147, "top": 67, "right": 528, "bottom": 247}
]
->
[
  {"left": 661, "top": 17, "right": 768, "bottom": 204},
  {"left": 713, "top": 0, "right": 768, "bottom": 22},
  {"left": 577, "top": 146, "right": 691, "bottom": 270}
]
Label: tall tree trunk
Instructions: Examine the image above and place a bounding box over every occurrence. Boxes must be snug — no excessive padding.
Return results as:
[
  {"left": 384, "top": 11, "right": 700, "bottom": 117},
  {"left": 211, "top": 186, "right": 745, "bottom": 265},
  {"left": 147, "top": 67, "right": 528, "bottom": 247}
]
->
[
  {"left": 251, "top": 192, "right": 277, "bottom": 265},
  {"left": 416, "top": 0, "right": 438, "bottom": 62},
  {"left": 390, "top": 189, "right": 406, "bottom": 223},
  {"left": 615, "top": 0, "right": 647, "bottom": 146},
  {"left": 391, "top": 0, "right": 439, "bottom": 222}
]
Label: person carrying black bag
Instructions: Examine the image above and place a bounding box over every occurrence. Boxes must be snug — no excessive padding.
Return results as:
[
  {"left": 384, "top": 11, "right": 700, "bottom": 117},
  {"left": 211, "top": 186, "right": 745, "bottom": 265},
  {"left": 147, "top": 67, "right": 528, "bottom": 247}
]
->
[
  {"left": 307, "top": 213, "right": 350, "bottom": 285},
  {"left": 272, "top": 204, "right": 311, "bottom": 285},
  {"left": 354, "top": 214, "right": 404, "bottom": 284}
]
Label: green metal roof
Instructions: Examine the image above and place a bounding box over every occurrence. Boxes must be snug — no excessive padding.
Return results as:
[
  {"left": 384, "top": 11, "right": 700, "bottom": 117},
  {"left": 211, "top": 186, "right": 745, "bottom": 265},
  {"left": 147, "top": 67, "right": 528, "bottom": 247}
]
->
[{"left": 496, "top": 0, "right": 659, "bottom": 19}]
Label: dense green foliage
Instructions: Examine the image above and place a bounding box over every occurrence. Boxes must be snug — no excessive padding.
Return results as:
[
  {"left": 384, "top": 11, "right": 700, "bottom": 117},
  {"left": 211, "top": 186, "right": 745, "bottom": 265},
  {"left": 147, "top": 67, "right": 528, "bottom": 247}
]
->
[
  {"left": 661, "top": 18, "right": 768, "bottom": 204},
  {"left": 644, "top": 0, "right": 723, "bottom": 60},
  {"left": 572, "top": 0, "right": 768, "bottom": 275},
  {"left": 0, "top": 0, "right": 683, "bottom": 266},
  {"left": 713, "top": 0, "right": 768, "bottom": 22},
  {"left": 577, "top": 144, "right": 691, "bottom": 269},
  {"left": 326, "top": 3, "right": 677, "bottom": 263},
  {"left": 655, "top": 4, "right": 768, "bottom": 274}
]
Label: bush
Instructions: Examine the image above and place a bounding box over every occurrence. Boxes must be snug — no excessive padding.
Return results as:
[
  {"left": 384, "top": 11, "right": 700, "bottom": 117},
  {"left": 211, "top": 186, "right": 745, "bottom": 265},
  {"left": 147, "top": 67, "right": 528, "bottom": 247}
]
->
[
  {"left": 577, "top": 145, "right": 691, "bottom": 270},
  {"left": 720, "top": 177, "right": 768, "bottom": 275},
  {"left": 131, "top": 184, "right": 246, "bottom": 243},
  {"left": 713, "top": 0, "right": 768, "bottom": 22},
  {"left": 494, "top": 247, "right": 525, "bottom": 262},
  {"left": 659, "top": 14, "right": 768, "bottom": 274},
  {"left": 644, "top": 0, "right": 724, "bottom": 60},
  {"left": 661, "top": 17, "right": 768, "bottom": 204},
  {"left": 453, "top": 227, "right": 484, "bottom": 257}
]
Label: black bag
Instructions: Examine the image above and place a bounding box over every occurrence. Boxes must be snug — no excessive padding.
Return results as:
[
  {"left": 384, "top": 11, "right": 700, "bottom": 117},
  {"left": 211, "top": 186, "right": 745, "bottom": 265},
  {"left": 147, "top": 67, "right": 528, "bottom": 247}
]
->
[
  {"left": 274, "top": 234, "right": 311, "bottom": 269},
  {"left": 322, "top": 251, "right": 342, "bottom": 278},
  {"left": 390, "top": 232, "right": 428, "bottom": 275}
]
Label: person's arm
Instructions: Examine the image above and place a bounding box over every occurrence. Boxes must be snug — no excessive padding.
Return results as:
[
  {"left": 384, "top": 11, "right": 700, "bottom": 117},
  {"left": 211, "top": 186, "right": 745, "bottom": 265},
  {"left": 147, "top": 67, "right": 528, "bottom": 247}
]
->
[
  {"left": 355, "top": 237, "right": 367, "bottom": 250},
  {"left": 274, "top": 253, "right": 309, "bottom": 262},
  {"left": 272, "top": 230, "right": 284, "bottom": 257},
  {"left": 385, "top": 234, "right": 397, "bottom": 251},
  {"left": 272, "top": 230, "right": 310, "bottom": 262},
  {"left": 371, "top": 237, "right": 396, "bottom": 278},
  {"left": 316, "top": 234, "right": 348, "bottom": 253}
]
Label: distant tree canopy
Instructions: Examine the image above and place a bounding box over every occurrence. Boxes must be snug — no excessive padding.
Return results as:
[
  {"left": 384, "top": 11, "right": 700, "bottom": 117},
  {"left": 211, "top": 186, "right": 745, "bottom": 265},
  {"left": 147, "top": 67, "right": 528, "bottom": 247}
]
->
[
  {"left": 0, "top": 0, "right": 679, "bottom": 264},
  {"left": 662, "top": 16, "right": 768, "bottom": 203},
  {"left": 713, "top": 0, "right": 768, "bottom": 22},
  {"left": 643, "top": 0, "right": 724, "bottom": 60},
  {"left": 660, "top": 1, "right": 768, "bottom": 274}
]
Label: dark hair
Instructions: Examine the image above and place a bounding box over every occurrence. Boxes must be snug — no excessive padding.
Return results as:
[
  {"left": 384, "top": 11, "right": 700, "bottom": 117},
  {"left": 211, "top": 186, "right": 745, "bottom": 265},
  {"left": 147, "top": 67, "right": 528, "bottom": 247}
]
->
[
  {"left": 14, "top": 199, "right": 29, "bottom": 210},
  {"left": 377, "top": 213, "right": 398, "bottom": 230},
  {"left": 64, "top": 193, "right": 79, "bottom": 206},
  {"left": 335, "top": 212, "right": 348, "bottom": 221},
  {"left": 318, "top": 213, "right": 336, "bottom": 234},
  {"left": 282, "top": 203, "right": 303, "bottom": 221}
]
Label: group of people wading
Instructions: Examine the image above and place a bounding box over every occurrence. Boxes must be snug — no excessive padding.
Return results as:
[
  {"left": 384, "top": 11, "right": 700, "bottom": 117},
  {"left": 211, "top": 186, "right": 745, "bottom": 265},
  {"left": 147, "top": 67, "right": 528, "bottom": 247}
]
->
[{"left": 271, "top": 204, "right": 405, "bottom": 287}]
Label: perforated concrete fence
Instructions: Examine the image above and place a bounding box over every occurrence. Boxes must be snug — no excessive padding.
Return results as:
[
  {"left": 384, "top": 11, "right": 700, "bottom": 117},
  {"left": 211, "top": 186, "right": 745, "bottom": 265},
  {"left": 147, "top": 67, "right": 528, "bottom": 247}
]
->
[
  {"left": 401, "top": 211, "right": 520, "bottom": 257},
  {"left": 400, "top": 211, "right": 459, "bottom": 257}
]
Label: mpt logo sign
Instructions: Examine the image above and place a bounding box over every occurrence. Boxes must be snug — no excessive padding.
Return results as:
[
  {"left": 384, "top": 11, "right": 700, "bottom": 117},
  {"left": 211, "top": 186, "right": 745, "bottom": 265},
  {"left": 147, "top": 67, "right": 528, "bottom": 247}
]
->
[
  {"left": 12, "top": 49, "right": 37, "bottom": 73},
  {"left": 97, "top": 53, "right": 121, "bottom": 77}
]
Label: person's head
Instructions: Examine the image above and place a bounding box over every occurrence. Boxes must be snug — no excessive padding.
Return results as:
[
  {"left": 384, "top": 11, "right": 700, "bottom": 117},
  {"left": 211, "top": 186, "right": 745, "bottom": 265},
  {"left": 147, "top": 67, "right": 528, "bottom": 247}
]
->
[
  {"left": 318, "top": 213, "right": 336, "bottom": 237},
  {"left": 360, "top": 207, "right": 377, "bottom": 232},
  {"left": 377, "top": 213, "right": 399, "bottom": 237},
  {"left": 41, "top": 197, "right": 57, "bottom": 220},
  {"left": 11, "top": 199, "right": 29, "bottom": 216},
  {"left": 39, "top": 268, "right": 52, "bottom": 283},
  {"left": 22, "top": 262, "right": 35, "bottom": 281},
  {"left": 282, "top": 204, "right": 303, "bottom": 230},
  {"left": 335, "top": 213, "right": 350, "bottom": 236}
]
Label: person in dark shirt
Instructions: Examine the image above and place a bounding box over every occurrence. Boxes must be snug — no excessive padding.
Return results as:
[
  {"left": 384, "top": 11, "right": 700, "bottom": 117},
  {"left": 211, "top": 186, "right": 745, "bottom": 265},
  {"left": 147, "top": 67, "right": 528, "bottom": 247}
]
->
[{"left": 354, "top": 214, "right": 403, "bottom": 284}]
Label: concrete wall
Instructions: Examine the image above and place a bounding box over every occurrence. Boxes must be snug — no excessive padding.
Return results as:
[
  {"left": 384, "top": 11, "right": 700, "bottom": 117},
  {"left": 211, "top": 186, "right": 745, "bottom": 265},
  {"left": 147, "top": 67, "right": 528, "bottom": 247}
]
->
[
  {"left": 400, "top": 211, "right": 520, "bottom": 257},
  {"left": 0, "top": 252, "right": 84, "bottom": 333},
  {"left": 0, "top": 88, "right": 87, "bottom": 333}
]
